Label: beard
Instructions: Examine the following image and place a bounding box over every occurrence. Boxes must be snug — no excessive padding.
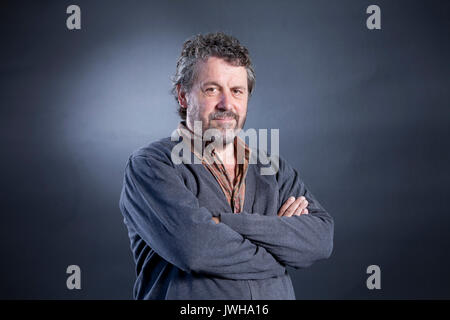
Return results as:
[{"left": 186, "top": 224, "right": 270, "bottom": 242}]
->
[
  {"left": 207, "top": 110, "right": 247, "bottom": 146},
  {"left": 186, "top": 101, "right": 247, "bottom": 148}
]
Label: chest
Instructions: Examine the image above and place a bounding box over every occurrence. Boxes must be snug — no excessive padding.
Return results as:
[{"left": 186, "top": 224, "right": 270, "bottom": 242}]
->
[
  {"left": 223, "top": 164, "right": 236, "bottom": 184},
  {"left": 178, "top": 163, "right": 280, "bottom": 216}
]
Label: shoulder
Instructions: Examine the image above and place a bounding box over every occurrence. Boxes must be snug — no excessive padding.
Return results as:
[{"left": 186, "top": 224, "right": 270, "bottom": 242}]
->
[
  {"left": 124, "top": 136, "right": 183, "bottom": 174},
  {"left": 121, "top": 136, "right": 187, "bottom": 184},
  {"left": 130, "top": 136, "right": 178, "bottom": 162}
]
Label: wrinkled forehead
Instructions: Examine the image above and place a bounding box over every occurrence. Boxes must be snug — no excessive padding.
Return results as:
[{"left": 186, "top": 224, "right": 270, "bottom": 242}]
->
[{"left": 193, "top": 57, "right": 248, "bottom": 87}]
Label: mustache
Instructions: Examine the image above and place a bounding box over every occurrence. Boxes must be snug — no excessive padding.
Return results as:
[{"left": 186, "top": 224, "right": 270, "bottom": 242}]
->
[{"left": 210, "top": 111, "right": 237, "bottom": 120}]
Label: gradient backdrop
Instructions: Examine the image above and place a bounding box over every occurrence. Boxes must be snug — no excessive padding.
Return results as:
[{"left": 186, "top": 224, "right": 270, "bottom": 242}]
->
[{"left": 1, "top": 0, "right": 449, "bottom": 299}]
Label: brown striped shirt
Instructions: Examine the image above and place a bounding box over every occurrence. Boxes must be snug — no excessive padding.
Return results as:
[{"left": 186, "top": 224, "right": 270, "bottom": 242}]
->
[{"left": 176, "top": 121, "right": 251, "bottom": 213}]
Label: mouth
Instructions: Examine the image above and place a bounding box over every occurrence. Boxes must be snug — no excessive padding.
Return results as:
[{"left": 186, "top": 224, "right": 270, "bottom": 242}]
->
[{"left": 212, "top": 117, "right": 235, "bottom": 122}]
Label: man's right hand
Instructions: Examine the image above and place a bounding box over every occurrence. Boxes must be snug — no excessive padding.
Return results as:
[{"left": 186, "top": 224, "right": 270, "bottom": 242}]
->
[{"left": 277, "top": 196, "right": 309, "bottom": 217}]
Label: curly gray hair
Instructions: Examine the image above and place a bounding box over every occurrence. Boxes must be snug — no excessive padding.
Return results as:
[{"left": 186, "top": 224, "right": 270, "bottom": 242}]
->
[{"left": 171, "top": 32, "right": 255, "bottom": 120}]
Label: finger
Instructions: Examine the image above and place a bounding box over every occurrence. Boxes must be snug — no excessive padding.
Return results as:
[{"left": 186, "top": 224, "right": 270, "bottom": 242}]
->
[
  {"left": 278, "top": 196, "right": 296, "bottom": 216},
  {"left": 298, "top": 198, "right": 308, "bottom": 210},
  {"left": 293, "top": 198, "right": 308, "bottom": 216},
  {"left": 294, "top": 202, "right": 308, "bottom": 216},
  {"left": 283, "top": 197, "right": 304, "bottom": 217},
  {"left": 281, "top": 196, "right": 309, "bottom": 217}
]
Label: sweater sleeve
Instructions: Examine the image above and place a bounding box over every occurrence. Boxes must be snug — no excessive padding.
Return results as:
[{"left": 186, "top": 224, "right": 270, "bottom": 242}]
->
[
  {"left": 219, "top": 156, "right": 334, "bottom": 269},
  {"left": 119, "top": 153, "right": 286, "bottom": 280}
]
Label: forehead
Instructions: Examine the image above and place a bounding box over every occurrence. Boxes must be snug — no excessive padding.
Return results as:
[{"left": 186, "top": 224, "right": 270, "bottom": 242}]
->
[{"left": 194, "top": 56, "right": 247, "bottom": 86}]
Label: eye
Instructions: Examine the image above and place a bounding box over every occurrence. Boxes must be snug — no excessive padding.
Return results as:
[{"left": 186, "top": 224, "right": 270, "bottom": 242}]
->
[
  {"left": 233, "top": 89, "right": 243, "bottom": 95},
  {"left": 205, "top": 87, "right": 217, "bottom": 93}
]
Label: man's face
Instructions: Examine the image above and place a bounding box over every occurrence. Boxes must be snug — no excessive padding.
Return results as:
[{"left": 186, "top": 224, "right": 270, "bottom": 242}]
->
[{"left": 181, "top": 56, "right": 249, "bottom": 144}]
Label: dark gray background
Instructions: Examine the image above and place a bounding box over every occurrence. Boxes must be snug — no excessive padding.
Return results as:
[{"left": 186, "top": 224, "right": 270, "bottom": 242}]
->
[{"left": 1, "top": 0, "right": 449, "bottom": 299}]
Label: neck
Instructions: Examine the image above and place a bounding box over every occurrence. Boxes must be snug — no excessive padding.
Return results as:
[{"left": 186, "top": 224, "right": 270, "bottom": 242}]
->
[{"left": 181, "top": 121, "right": 238, "bottom": 165}]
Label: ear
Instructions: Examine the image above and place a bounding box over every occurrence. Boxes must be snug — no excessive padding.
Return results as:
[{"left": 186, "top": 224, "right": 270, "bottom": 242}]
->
[{"left": 176, "top": 84, "right": 188, "bottom": 110}]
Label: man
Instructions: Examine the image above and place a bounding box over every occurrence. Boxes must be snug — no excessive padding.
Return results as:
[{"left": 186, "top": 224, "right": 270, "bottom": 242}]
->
[{"left": 119, "top": 32, "right": 334, "bottom": 300}]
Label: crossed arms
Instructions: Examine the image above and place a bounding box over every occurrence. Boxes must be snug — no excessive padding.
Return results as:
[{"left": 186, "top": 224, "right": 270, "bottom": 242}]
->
[{"left": 119, "top": 150, "right": 334, "bottom": 281}]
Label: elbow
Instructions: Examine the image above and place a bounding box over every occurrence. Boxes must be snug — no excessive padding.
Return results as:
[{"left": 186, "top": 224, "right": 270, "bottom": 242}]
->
[
  {"left": 184, "top": 251, "right": 219, "bottom": 276},
  {"left": 292, "top": 217, "right": 334, "bottom": 269},
  {"left": 317, "top": 217, "right": 334, "bottom": 260},
  {"left": 183, "top": 252, "right": 204, "bottom": 274},
  {"left": 315, "top": 216, "right": 334, "bottom": 261},
  {"left": 292, "top": 242, "right": 333, "bottom": 269},
  {"left": 172, "top": 244, "right": 201, "bottom": 274},
  {"left": 185, "top": 241, "right": 220, "bottom": 274},
  {"left": 319, "top": 233, "right": 334, "bottom": 260}
]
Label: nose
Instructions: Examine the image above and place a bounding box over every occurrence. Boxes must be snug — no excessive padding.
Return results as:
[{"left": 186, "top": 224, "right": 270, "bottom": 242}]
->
[{"left": 217, "top": 90, "right": 233, "bottom": 111}]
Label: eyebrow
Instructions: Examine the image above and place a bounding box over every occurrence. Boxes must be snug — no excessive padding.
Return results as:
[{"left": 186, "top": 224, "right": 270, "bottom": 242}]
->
[
  {"left": 201, "top": 81, "right": 220, "bottom": 87},
  {"left": 201, "top": 81, "right": 247, "bottom": 90}
]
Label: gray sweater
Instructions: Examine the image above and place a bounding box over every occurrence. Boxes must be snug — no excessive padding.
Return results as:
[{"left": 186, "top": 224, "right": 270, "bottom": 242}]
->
[{"left": 119, "top": 135, "right": 334, "bottom": 299}]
